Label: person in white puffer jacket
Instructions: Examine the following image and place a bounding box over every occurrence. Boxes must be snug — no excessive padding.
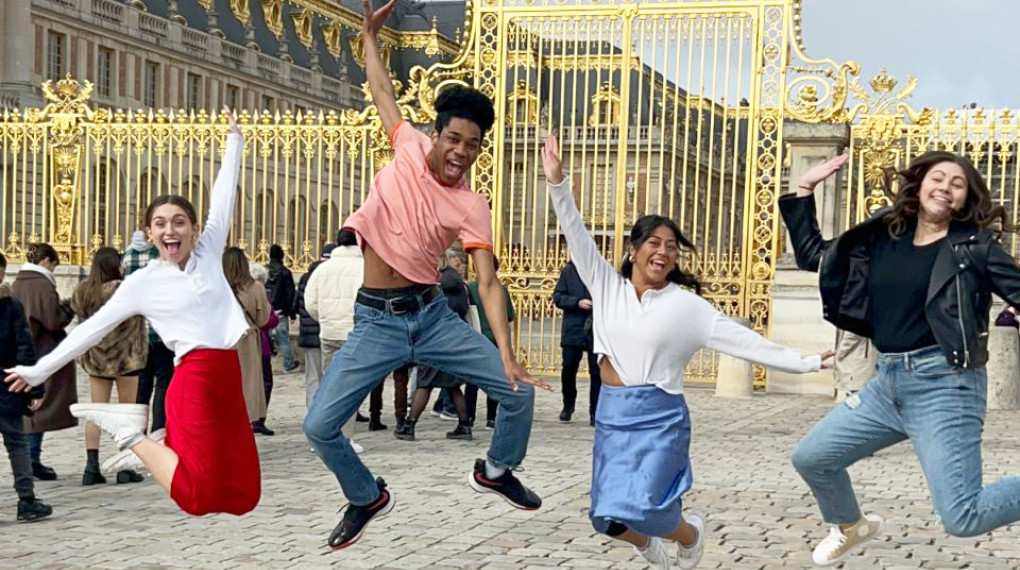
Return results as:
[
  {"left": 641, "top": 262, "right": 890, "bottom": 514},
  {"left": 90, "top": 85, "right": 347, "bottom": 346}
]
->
[{"left": 304, "top": 229, "right": 366, "bottom": 452}]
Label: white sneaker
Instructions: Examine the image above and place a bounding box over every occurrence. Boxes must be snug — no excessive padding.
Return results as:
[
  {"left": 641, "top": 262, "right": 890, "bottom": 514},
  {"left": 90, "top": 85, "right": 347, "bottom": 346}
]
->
[
  {"left": 675, "top": 511, "right": 706, "bottom": 569},
  {"left": 350, "top": 439, "right": 364, "bottom": 454},
  {"left": 812, "top": 514, "right": 884, "bottom": 566},
  {"left": 101, "top": 429, "right": 165, "bottom": 473},
  {"left": 634, "top": 536, "right": 670, "bottom": 570},
  {"left": 70, "top": 403, "right": 148, "bottom": 449}
]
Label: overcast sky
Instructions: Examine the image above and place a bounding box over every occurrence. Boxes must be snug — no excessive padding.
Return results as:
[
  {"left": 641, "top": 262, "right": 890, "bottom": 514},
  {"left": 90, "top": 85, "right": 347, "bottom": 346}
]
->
[{"left": 801, "top": 0, "right": 1020, "bottom": 111}]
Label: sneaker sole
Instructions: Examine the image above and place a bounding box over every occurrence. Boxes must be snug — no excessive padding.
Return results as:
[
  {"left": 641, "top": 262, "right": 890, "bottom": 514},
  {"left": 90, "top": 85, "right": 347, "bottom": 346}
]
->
[
  {"left": 815, "top": 518, "right": 885, "bottom": 567},
  {"left": 467, "top": 473, "right": 539, "bottom": 511},
  {"left": 331, "top": 495, "right": 395, "bottom": 550}
]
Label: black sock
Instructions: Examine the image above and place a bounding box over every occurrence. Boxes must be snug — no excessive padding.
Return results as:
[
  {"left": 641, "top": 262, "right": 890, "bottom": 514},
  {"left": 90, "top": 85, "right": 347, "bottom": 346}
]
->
[{"left": 86, "top": 449, "right": 100, "bottom": 468}]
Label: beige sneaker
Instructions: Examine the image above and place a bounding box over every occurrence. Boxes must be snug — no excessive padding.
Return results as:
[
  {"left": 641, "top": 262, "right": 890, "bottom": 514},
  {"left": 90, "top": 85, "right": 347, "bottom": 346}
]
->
[{"left": 812, "top": 514, "right": 884, "bottom": 566}]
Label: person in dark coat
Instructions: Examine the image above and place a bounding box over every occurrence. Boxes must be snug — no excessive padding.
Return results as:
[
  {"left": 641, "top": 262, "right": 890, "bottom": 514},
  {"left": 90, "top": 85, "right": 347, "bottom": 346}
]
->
[
  {"left": 297, "top": 244, "right": 334, "bottom": 410},
  {"left": 553, "top": 260, "right": 602, "bottom": 425},
  {"left": 0, "top": 252, "right": 53, "bottom": 521},
  {"left": 266, "top": 244, "right": 299, "bottom": 372},
  {"left": 11, "top": 243, "right": 77, "bottom": 481}
]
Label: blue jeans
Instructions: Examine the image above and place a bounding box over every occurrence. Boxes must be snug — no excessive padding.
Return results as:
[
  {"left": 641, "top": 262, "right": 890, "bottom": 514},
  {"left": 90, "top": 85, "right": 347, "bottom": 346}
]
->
[
  {"left": 792, "top": 345, "right": 1020, "bottom": 537},
  {"left": 304, "top": 294, "right": 535, "bottom": 506},
  {"left": 272, "top": 313, "right": 297, "bottom": 370}
]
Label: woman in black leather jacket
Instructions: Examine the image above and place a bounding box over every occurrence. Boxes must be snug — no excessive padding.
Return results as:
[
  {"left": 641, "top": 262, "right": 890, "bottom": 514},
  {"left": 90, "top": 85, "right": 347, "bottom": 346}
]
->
[{"left": 779, "top": 151, "right": 1020, "bottom": 566}]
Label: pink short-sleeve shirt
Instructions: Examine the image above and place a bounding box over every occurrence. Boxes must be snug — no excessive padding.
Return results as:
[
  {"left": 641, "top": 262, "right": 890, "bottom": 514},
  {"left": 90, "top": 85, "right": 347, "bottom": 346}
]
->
[{"left": 343, "top": 121, "right": 494, "bottom": 285}]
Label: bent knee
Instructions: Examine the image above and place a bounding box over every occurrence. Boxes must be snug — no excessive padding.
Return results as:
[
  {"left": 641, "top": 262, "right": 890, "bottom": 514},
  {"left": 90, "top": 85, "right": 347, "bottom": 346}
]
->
[
  {"left": 303, "top": 411, "right": 337, "bottom": 444},
  {"left": 939, "top": 510, "right": 985, "bottom": 538},
  {"left": 791, "top": 441, "right": 822, "bottom": 475}
]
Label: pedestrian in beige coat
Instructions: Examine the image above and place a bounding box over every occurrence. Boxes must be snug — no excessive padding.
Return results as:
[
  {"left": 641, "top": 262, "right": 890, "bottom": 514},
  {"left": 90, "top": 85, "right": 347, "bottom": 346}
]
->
[{"left": 223, "top": 248, "right": 270, "bottom": 423}]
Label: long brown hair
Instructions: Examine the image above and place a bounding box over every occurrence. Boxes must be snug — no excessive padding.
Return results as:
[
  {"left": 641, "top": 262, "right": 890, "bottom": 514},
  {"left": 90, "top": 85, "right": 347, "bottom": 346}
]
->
[
  {"left": 222, "top": 246, "right": 254, "bottom": 294},
  {"left": 72, "top": 247, "right": 123, "bottom": 318},
  {"left": 883, "top": 151, "right": 1011, "bottom": 238}
]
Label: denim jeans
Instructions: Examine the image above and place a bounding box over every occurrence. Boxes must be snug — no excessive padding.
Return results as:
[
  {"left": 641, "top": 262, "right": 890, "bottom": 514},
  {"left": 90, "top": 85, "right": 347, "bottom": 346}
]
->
[
  {"left": 304, "top": 293, "right": 535, "bottom": 506},
  {"left": 792, "top": 345, "right": 1020, "bottom": 537},
  {"left": 272, "top": 314, "right": 297, "bottom": 370}
]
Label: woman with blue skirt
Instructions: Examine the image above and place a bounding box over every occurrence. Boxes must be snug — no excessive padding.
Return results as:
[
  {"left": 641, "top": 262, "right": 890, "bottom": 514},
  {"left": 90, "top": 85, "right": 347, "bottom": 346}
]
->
[{"left": 541, "top": 134, "right": 832, "bottom": 570}]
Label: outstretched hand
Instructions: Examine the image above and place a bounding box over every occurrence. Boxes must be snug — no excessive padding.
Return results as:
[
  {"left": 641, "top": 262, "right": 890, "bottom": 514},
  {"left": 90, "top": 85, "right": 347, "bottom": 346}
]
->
[
  {"left": 503, "top": 358, "right": 554, "bottom": 393},
  {"left": 363, "top": 0, "right": 399, "bottom": 38},
  {"left": 3, "top": 369, "right": 31, "bottom": 393},
  {"left": 223, "top": 106, "right": 241, "bottom": 136},
  {"left": 797, "top": 154, "right": 849, "bottom": 196},
  {"left": 818, "top": 349, "right": 835, "bottom": 370},
  {"left": 540, "top": 133, "right": 564, "bottom": 185}
]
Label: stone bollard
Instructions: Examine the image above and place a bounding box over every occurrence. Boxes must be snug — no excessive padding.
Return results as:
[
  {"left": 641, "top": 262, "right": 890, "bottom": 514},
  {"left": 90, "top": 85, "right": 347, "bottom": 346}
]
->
[
  {"left": 987, "top": 326, "right": 1020, "bottom": 410},
  {"left": 715, "top": 318, "right": 754, "bottom": 398}
]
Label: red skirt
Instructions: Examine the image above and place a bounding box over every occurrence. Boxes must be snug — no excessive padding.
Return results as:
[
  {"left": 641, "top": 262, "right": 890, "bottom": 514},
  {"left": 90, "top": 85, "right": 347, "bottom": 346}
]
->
[{"left": 165, "top": 348, "right": 261, "bottom": 515}]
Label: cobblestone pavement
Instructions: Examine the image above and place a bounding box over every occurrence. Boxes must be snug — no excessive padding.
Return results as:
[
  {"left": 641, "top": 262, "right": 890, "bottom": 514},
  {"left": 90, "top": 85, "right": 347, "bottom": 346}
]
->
[{"left": 2, "top": 371, "right": 1019, "bottom": 570}]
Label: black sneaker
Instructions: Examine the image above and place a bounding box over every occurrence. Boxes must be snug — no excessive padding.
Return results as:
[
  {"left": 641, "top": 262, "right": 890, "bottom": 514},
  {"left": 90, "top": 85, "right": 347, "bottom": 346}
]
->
[
  {"left": 468, "top": 459, "right": 542, "bottom": 510},
  {"left": 328, "top": 478, "right": 394, "bottom": 549},
  {"left": 559, "top": 408, "right": 573, "bottom": 423},
  {"left": 368, "top": 416, "right": 388, "bottom": 431},
  {"left": 446, "top": 422, "right": 472, "bottom": 441},
  {"left": 17, "top": 498, "right": 53, "bottom": 522},
  {"left": 355, "top": 412, "right": 369, "bottom": 423},
  {"left": 485, "top": 419, "right": 495, "bottom": 429}
]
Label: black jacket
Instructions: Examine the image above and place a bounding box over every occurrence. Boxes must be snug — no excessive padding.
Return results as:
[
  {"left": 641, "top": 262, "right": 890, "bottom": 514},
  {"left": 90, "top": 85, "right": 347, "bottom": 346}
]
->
[
  {"left": 267, "top": 259, "right": 297, "bottom": 318},
  {"left": 0, "top": 285, "right": 43, "bottom": 417},
  {"left": 553, "top": 261, "right": 594, "bottom": 347},
  {"left": 779, "top": 193, "right": 1020, "bottom": 369},
  {"left": 440, "top": 267, "right": 469, "bottom": 319},
  {"left": 296, "top": 260, "right": 324, "bottom": 349}
]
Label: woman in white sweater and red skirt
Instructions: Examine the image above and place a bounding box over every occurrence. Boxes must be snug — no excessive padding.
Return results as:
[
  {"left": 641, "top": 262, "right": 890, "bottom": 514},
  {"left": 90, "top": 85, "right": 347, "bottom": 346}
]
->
[
  {"left": 541, "top": 134, "right": 832, "bottom": 570},
  {"left": 4, "top": 110, "right": 259, "bottom": 516}
]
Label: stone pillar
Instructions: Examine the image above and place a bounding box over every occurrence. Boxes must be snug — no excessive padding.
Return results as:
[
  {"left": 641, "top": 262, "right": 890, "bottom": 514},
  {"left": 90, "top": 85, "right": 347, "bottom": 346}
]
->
[
  {"left": 715, "top": 318, "right": 754, "bottom": 398},
  {"left": 987, "top": 326, "right": 1020, "bottom": 410},
  {"left": 0, "top": 0, "right": 42, "bottom": 107},
  {"left": 768, "top": 121, "right": 849, "bottom": 395},
  {"left": 767, "top": 267, "right": 836, "bottom": 395}
]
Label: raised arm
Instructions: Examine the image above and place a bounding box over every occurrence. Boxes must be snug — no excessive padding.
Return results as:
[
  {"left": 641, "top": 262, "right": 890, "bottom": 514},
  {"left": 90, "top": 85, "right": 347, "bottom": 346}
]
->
[
  {"left": 778, "top": 154, "right": 848, "bottom": 272},
  {"left": 362, "top": 0, "right": 402, "bottom": 137},
  {"left": 542, "top": 133, "right": 616, "bottom": 295},
  {"left": 705, "top": 310, "right": 829, "bottom": 374},
  {"left": 5, "top": 281, "right": 141, "bottom": 389},
  {"left": 197, "top": 110, "right": 243, "bottom": 255}
]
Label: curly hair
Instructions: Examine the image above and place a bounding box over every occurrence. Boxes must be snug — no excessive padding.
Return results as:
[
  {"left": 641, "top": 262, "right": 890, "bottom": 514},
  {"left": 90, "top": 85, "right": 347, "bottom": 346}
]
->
[
  {"left": 434, "top": 85, "right": 495, "bottom": 137},
  {"left": 883, "top": 151, "right": 1011, "bottom": 238},
  {"left": 620, "top": 215, "right": 702, "bottom": 295}
]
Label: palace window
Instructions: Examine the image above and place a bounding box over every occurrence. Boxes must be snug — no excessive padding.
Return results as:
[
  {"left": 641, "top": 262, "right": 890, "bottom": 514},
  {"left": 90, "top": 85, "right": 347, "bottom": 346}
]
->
[
  {"left": 186, "top": 73, "right": 202, "bottom": 109},
  {"left": 46, "top": 31, "right": 66, "bottom": 81},
  {"left": 143, "top": 61, "right": 160, "bottom": 107},
  {"left": 97, "top": 47, "right": 114, "bottom": 99}
]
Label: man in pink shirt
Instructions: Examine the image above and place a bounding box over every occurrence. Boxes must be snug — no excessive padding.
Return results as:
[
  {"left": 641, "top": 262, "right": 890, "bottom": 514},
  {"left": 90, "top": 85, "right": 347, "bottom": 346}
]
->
[{"left": 303, "top": 0, "right": 552, "bottom": 550}]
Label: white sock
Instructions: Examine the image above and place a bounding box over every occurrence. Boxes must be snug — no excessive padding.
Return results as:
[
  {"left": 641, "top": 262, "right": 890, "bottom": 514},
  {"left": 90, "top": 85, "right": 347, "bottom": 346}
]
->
[{"left": 484, "top": 461, "right": 506, "bottom": 479}]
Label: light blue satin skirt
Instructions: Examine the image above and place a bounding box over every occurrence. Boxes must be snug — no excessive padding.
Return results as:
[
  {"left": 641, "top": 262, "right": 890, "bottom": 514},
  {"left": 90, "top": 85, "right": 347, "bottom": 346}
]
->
[{"left": 590, "top": 384, "right": 692, "bottom": 537}]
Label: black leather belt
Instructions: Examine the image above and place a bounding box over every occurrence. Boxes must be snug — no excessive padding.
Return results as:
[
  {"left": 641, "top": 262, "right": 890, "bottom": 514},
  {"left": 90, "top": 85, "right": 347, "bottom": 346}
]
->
[{"left": 356, "top": 285, "right": 440, "bottom": 315}]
